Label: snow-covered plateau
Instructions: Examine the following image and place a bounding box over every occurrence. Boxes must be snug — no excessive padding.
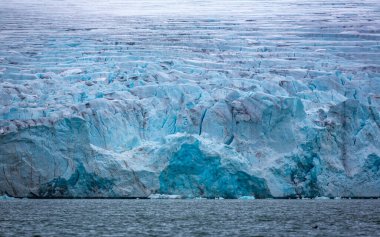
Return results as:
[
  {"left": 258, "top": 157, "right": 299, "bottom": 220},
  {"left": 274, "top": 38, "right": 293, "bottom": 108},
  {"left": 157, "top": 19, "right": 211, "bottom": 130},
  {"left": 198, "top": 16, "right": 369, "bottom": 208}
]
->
[{"left": 0, "top": 0, "right": 379, "bottom": 198}]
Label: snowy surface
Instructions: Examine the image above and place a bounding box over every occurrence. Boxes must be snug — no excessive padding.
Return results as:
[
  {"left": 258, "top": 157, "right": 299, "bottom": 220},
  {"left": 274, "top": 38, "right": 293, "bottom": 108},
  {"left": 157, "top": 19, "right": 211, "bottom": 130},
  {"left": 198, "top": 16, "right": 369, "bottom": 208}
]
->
[{"left": 0, "top": 0, "right": 379, "bottom": 198}]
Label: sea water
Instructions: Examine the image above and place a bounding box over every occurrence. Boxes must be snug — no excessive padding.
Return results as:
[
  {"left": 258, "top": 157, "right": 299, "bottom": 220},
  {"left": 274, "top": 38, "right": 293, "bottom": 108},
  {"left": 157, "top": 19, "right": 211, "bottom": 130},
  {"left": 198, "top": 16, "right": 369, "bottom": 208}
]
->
[{"left": 0, "top": 199, "right": 379, "bottom": 236}]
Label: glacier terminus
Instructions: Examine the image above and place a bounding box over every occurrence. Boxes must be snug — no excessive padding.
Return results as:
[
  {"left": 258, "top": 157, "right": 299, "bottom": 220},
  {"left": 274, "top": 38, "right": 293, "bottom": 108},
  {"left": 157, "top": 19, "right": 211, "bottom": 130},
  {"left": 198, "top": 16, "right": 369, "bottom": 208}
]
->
[{"left": 0, "top": 0, "right": 379, "bottom": 198}]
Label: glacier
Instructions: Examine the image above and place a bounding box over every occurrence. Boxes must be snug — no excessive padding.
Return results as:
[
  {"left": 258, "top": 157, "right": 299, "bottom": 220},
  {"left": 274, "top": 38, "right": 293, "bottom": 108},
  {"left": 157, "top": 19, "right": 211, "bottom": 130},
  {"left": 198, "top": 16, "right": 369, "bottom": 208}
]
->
[{"left": 0, "top": 0, "right": 379, "bottom": 198}]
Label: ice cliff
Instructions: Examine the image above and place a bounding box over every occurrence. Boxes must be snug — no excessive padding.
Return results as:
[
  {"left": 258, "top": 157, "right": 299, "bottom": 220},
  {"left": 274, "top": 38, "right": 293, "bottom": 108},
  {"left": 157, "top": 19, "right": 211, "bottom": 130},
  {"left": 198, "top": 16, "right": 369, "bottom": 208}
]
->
[{"left": 0, "top": 0, "right": 380, "bottom": 198}]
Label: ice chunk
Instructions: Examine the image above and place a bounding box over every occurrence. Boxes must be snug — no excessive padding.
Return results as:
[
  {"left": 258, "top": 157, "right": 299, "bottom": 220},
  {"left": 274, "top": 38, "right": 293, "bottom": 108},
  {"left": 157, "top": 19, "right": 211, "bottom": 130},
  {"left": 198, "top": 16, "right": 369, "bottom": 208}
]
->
[
  {"left": 0, "top": 194, "right": 15, "bottom": 200},
  {"left": 238, "top": 196, "right": 256, "bottom": 200},
  {"left": 148, "top": 194, "right": 182, "bottom": 199},
  {"left": 314, "top": 196, "right": 330, "bottom": 200}
]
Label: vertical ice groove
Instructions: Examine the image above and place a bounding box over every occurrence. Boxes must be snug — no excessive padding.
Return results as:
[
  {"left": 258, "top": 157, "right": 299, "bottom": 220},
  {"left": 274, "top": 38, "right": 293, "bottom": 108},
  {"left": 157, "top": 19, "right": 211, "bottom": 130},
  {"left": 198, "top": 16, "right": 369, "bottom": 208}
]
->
[{"left": 198, "top": 109, "right": 207, "bottom": 136}]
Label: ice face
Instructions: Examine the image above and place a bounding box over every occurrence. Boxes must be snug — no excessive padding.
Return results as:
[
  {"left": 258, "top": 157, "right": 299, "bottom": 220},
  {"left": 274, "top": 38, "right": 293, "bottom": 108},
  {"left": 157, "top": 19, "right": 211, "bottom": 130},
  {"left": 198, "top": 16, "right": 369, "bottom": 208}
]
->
[{"left": 0, "top": 0, "right": 379, "bottom": 198}]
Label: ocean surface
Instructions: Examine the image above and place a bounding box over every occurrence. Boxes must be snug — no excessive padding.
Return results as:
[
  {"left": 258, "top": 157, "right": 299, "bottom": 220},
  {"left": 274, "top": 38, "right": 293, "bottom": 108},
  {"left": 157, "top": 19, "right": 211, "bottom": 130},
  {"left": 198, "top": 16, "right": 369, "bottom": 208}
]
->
[{"left": 0, "top": 199, "right": 379, "bottom": 236}]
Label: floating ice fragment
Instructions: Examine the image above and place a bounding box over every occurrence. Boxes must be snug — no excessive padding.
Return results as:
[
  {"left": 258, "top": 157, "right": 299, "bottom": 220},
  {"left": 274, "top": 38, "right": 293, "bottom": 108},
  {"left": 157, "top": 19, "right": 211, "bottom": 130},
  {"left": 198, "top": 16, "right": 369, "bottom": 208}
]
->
[
  {"left": 0, "top": 194, "right": 15, "bottom": 200},
  {"left": 238, "top": 196, "right": 256, "bottom": 200},
  {"left": 314, "top": 196, "right": 330, "bottom": 200},
  {"left": 194, "top": 197, "right": 207, "bottom": 200},
  {"left": 148, "top": 194, "right": 182, "bottom": 199}
]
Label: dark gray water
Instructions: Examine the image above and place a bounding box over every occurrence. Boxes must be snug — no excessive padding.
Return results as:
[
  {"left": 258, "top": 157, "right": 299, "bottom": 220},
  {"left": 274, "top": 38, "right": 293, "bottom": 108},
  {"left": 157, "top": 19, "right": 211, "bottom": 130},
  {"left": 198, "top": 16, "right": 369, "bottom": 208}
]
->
[{"left": 0, "top": 199, "right": 380, "bottom": 236}]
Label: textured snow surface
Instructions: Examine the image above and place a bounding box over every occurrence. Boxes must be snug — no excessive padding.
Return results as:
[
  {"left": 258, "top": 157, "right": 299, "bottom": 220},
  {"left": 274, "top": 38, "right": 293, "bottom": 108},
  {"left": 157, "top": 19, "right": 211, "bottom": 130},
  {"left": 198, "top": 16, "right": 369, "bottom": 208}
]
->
[{"left": 0, "top": 0, "right": 379, "bottom": 198}]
